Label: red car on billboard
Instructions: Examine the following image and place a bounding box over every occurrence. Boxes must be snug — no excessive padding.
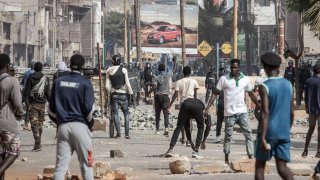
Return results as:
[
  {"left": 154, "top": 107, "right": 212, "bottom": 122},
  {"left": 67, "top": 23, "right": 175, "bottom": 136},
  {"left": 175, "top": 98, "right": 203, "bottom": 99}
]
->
[{"left": 147, "top": 25, "right": 181, "bottom": 44}]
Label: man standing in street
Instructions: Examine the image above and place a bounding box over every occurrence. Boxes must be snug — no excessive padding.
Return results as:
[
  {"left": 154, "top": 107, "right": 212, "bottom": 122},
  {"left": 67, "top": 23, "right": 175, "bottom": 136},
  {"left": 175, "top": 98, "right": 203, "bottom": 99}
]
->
[
  {"left": 284, "top": 60, "right": 295, "bottom": 87},
  {"left": 0, "top": 54, "right": 24, "bottom": 180},
  {"left": 204, "top": 59, "right": 260, "bottom": 164},
  {"left": 255, "top": 53, "right": 294, "bottom": 180},
  {"left": 106, "top": 55, "right": 133, "bottom": 139},
  {"left": 297, "top": 62, "right": 311, "bottom": 106},
  {"left": 49, "top": 54, "right": 95, "bottom": 180},
  {"left": 205, "top": 66, "right": 216, "bottom": 103},
  {"left": 148, "top": 64, "right": 172, "bottom": 136},
  {"left": 165, "top": 66, "right": 205, "bottom": 158},
  {"left": 302, "top": 63, "right": 320, "bottom": 158},
  {"left": 21, "top": 62, "right": 35, "bottom": 131},
  {"left": 24, "top": 62, "right": 50, "bottom": 152}
]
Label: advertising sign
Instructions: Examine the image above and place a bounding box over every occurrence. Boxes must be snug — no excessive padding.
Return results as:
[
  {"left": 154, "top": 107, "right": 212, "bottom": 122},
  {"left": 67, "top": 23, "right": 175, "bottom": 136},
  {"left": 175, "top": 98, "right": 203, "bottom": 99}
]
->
[{"left": 132, "top": 4, "right": 199, "bottom": 54}]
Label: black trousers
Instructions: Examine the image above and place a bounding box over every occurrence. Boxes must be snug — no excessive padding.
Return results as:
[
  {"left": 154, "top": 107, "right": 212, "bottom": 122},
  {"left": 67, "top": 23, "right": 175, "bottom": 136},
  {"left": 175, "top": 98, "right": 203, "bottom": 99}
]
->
[
  {"left": 216, "top": 105, "right": 224, "bottom": 137},
  {"left": 170, "top": 98, "right": 205, "bottom": 148},
  {"left": 154, "top": 94, "right": 170, "bottom": 130}
]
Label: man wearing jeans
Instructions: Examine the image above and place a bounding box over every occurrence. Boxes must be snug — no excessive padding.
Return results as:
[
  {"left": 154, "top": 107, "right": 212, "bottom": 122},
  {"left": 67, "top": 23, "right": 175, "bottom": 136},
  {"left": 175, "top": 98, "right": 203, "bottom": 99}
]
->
[
  {"left": 204, "top": 59, "right": 259, "bottom": 164},
  {"left": 106, "top": 55, "right": 133, "bottom": 139},
  {"left": 148, "top": 64, "right": 172, "bottom": 136}
]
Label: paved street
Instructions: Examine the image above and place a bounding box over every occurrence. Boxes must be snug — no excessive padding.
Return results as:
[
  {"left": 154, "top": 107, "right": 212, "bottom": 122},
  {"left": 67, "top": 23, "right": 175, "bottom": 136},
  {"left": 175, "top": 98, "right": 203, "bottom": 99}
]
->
[{"left": 5, "top": 104, "right": 319, "bottom": 179}]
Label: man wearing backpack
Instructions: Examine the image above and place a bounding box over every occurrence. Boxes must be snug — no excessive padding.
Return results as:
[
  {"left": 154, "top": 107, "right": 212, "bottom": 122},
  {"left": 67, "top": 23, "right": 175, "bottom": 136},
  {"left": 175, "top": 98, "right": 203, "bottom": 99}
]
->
[
  {"left": 0, "top": 54, "right": 24, "bottom": 179},
  {"left": 24, "top": 62, "right": 50, "bottom": 151},
  {"left": 106, "top": 55, "right": 133, "bottom": 139}
]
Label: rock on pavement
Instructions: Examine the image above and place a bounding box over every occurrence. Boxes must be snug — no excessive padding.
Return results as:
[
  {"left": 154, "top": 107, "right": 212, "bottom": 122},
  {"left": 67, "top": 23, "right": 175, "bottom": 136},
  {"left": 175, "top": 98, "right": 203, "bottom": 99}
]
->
[{"left": 169, "top": 156, "right": 191, "bottom": 174}]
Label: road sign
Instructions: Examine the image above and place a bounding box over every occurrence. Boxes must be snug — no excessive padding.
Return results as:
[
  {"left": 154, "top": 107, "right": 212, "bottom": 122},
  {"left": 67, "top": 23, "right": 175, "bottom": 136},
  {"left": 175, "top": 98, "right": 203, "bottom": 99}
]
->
[
  {"left": 197, "top": 40, "right": 212, "bottom": 57},
  {"left": 221, "top": 42, "right": 232, "bottom": 54}
]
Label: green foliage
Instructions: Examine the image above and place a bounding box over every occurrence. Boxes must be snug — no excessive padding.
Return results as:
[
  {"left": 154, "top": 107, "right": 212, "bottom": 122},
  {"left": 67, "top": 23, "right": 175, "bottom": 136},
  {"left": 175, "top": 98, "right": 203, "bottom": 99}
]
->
[
  {"left": 286, "top": 0, "right": 319, "bottom": 36},
  {"left": 104, "top": 11, "right": 125, "bottom": 45}
]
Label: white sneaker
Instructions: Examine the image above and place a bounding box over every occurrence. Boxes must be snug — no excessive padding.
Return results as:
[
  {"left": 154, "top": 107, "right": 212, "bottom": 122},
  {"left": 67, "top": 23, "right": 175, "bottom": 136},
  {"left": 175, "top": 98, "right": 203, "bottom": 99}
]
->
[
  {"left": 155, "top": 131, "right": 160, "bottom": 135},
  {"left": 213, "top": 136, "right": 221, "bottom": 143},
  {"left": 192, "top": 151, "right": 203, "bottom": 159}
]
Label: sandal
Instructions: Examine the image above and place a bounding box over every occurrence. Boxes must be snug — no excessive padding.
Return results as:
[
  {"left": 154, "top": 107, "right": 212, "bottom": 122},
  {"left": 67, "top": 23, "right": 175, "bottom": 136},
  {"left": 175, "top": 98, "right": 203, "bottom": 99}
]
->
[{"left": 301, "top": 151, "right": 308, "bottom": 158}]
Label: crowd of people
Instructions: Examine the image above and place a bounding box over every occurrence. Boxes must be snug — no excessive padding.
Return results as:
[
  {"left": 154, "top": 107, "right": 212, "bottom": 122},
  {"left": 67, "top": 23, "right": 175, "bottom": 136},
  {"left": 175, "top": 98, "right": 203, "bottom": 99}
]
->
[{"left": 1, "top": 52, "right": 320, "bottom": 179}]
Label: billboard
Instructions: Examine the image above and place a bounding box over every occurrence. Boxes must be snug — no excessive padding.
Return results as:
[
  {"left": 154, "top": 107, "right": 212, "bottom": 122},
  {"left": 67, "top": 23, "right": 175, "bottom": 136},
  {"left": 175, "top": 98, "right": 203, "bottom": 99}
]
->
[{"left": 132, "top": 4, "right": 199, "bottom": 54}]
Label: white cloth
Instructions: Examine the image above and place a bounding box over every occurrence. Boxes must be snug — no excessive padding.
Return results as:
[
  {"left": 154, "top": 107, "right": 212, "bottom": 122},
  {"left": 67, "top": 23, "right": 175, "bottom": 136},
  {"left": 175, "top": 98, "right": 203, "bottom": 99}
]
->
[
  {"left": 175, "top": 77, "right": 199, "bottom": 103},
  {"left": 57, "top": 61, "right": 68, "bottom": 71},
  {"left": 216, "top": 73, "right": 252, "bottom": 116},
  {"left": 105, "top": 65, "right": 133, "bottom": 95}
]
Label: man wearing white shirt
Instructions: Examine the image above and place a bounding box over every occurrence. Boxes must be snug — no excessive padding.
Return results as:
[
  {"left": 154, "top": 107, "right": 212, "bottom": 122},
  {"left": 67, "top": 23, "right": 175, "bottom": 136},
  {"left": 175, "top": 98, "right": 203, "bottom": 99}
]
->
[{"left": 204, "top": 59, "right": 260, "bottom": 164}]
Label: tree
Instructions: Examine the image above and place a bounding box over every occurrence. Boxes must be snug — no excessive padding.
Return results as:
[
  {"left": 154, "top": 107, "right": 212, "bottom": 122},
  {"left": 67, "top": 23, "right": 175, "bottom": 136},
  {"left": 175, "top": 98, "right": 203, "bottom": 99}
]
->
[{"left": 104, "top": 11, "right": 125, "bottom": 49}]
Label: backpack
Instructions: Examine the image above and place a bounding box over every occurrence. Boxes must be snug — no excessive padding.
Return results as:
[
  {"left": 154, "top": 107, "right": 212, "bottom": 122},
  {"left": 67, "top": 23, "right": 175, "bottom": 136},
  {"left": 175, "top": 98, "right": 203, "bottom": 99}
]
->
[
  {"left": 109, "top": 67, "right": 125, "bottom": 90},
  {"left": 31, "top": 76, "right": 48, "bottom": 98}
]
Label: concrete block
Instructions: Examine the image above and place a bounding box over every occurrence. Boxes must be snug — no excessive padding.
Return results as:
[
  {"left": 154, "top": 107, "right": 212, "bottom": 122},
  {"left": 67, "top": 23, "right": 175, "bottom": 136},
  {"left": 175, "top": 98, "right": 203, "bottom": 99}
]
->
[
  {"left": 43, "top": 165, "right": 55, "bottom": 174},
  {"left": 94, "top": 161, "right": 112, "bottom": 177},
  {"left": 92, "top": 118, "right": 107, "bottom": 131},
  {"left": 193, "top": 163, "right": 228, "bottom": 173},
  {"left": 115, "top": 167, "right": 133, "bottom": 176},
  {"left": 169, "top": 156, "right": 190, "bottom": 174},
  {"left": 42, "top": 173, "right": 54, "bottom": 180},
  {"left": 110, "top": 149, "right": 124, "bottom": 158},
  {"left": 288, "top": 163, "right": 313, "bottom": 176},
  {"left": 231, "top": 159, "right": 270, "bottom": 173},
  {"left": 101, "top": 172, "right": 126, "bottom": 180}
]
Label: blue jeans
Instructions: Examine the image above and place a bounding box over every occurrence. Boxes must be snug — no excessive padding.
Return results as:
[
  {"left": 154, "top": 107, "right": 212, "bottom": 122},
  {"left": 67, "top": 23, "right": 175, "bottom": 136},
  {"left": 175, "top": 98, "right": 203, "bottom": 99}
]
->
[
  {"left": 223, "top": 113, "right": 254, "bottom": 156},
  {"left": 110, "top": 93, "right": 130, "bottom": 135}
]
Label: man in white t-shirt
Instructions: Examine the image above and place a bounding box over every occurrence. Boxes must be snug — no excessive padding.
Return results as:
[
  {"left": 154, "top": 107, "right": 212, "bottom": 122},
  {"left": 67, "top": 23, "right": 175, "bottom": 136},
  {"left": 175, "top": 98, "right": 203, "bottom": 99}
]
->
[
  {"left": 204, "top": 59, "right": 260, "bottom": 164},
  {"left": 165, "top": 66, "right": 205, "bottom": 158}
]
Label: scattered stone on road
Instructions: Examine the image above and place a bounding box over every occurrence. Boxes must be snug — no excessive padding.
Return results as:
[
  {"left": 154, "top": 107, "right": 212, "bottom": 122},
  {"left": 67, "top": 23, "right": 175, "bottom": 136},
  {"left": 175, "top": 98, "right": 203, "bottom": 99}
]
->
[
  {"left": 231, "top": 159, "right": 270, "bottom": 173},
  {"left": 169, "top": 156, "right": 191, "bottom": 174},
  {"left": 110, "top": 149, "right": 124, "bottom": 158},
  {"left": 288, "top": 163, "right": 313, "bottom": 176}
]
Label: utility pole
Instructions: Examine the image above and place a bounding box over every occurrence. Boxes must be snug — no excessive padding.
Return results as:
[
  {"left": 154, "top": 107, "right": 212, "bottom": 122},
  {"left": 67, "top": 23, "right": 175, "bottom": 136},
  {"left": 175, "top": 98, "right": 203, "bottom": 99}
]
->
[
  {"left": 134, "top": 0, "right": 142, "bottom": 64},
  {"left": 180, "top": 0, "right": 186, "bottom": 67},
  {"left": 233, "top": 0, "right": 238, "bottom": 59},
  {"left": 25, "top": 12, "right": 29, "bottom": 67},
  {"left": 244, "top": 0, "right": 251, "bottom": 75},
  {"left": 53, "top": 0, "right": 56, "bottom": 66},
  {"left": 124, "top": 0, "right": 129, "bottom": 64}
]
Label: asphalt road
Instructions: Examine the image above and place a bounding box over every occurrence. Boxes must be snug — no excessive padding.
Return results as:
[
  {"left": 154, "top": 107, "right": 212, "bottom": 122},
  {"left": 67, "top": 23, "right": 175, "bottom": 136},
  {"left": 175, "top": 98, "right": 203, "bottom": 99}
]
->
[{"left": 6, "top": 124, "right": 319, "bottom": 180}]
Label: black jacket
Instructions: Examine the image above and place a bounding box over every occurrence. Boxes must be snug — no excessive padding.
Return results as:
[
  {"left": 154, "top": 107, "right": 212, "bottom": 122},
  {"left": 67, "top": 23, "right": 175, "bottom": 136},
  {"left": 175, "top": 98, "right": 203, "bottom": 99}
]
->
[{"left": 24, "top": 71, "right": 50, "bottom": 104}]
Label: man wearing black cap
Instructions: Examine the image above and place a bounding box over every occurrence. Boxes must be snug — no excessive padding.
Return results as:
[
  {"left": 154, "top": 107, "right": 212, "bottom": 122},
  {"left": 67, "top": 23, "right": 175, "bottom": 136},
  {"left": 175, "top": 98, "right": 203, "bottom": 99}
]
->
[
  {"left": 302, "top": 63, "right": 320, "bottom": 158},
  {"left": 0, "top": 53, "right": 24, "bottom": 179},
  {"left": 49, "top": 54, "right": 95, "bottom": 179}
]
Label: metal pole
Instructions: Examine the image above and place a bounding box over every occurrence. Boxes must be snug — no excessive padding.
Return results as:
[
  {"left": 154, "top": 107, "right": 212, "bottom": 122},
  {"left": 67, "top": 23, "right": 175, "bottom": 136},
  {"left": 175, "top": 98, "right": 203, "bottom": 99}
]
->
[
  {"left": 124, "top": 0, "right": 129, "bottom": 64},
  {"left": 233, "top": 0, "right": 238, "bottom": 59},
  {"left": 25, "top": 13, "right": 29, "bottom": 67},
  {"left": 180, "top": 0, "right": 186, "bottom": 67},
  {"left": 216, "top": 42, "right": 219, "bottom": 79},
  {"left": 53, "top": 0, "right": 56, "bottom": 66},
  {"left": 97, "top": 43, "right": 104, "bottom": 116},
  {"left": 134, "top": 0, "right": 142, "bottom": 64}
]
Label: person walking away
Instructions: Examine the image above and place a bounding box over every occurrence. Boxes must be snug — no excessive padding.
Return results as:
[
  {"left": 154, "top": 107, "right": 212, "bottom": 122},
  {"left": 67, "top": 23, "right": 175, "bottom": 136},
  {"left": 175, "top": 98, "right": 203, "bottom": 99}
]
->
[
  {"left": 105, "top": 55, "right": 133, "bottom": 139},
  {"left": 165, "top": 66, "right": 205, "bottom": 158},
  {"left": 302, "top": 63, "right": 320, "bottom": 158},
  {"left": 143, "top": 62, "right": 154, "bottom": 102},
  {"left": 147, "top": 64, "right": 172, "bottom": 136},
  {"left": 24, "top": 62, "right": 50, "bottom": 152},
  {"left": 284, "top": 60, "right": 295, "bottom": 87},
  {"left": 204, "top": 59, "right": 260, "bottom": 164},
  {"left": 21, "top": 62, "right": 35, "bottom": 131},
  {"left": 297, "top": 62, "right": 311, "bottom": 106},
  {"left": 205, "top": 66, "right": 217, "bottom": 103},
  {"left": 48, "top": 54, "right": 95, "bottom": 180},
  {"left": 0, "top": 54, "right": 24, "bottom": 180},
  {"left": 213, "top": 66, "right": 228, "bottom": 143},
  {"left": 254, "top": 52, "right": 294, "bottom": 180}
]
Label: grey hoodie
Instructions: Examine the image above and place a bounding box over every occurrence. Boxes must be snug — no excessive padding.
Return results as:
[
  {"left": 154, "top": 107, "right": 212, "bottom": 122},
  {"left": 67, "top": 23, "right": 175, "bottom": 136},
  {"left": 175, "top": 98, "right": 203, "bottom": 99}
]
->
[{"left": 0, "top": 73, "right": 24, "bottom": 134}]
